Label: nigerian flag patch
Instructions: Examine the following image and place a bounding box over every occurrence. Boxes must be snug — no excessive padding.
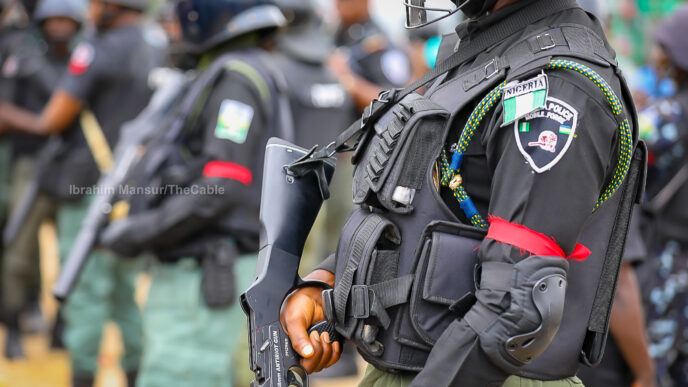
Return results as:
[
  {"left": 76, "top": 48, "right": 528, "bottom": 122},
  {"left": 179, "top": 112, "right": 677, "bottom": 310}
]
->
[{"left": 502, "top": 73, "right": 548, "bottom": 127}]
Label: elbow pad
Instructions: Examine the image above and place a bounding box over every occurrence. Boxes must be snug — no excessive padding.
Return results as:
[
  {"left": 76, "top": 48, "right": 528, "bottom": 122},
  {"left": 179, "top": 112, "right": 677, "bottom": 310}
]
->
[{"left": 477, "top": 256, "right": 568, "bottom": 373}]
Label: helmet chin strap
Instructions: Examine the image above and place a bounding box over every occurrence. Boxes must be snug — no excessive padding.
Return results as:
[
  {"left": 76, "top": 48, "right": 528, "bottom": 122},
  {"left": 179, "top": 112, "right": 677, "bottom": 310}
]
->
[
  {"left": 404, "top": 0, "right": 500, "bottom": 29},
  {"left": 460, "top": 0, "right": 500, "bottom": 19}
]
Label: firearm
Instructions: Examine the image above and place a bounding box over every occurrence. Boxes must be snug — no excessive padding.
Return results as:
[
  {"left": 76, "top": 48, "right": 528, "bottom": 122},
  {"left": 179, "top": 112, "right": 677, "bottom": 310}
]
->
[
  {"left": 52, "top": 68, "right": 191, "bottom": 301},
  {"left": 241, "top": 138, "right": 339, "bottom": 387},
  {"left": 3, "top": 137, "right": 63, "bottom": 245}
]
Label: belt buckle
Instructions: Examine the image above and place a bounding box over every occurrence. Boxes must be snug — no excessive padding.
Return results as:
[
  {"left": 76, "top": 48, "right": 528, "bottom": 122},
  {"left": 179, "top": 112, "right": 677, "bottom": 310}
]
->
[
  {"left": 537, "top": 33, "right": 556, "bottom": 50},
  {"left": 484, "top": 59, "right": 499, "bottom": 79}
]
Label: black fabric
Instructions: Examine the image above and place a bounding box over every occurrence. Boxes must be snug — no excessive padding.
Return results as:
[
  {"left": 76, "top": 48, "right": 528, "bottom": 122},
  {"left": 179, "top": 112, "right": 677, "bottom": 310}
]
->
[
  {"left": 270, "top": 50, "right": 356, "bottom": 149},
  {"left": 331, "top": 0, "right": 641, "bottom": 382},
  {"left": 334, "top": 18, "right": 411, "bottom": 89},
  {"left": 54, "top": 24, "right": 164, "bottom": 194},
  {"left": 0, "top": 28, "right": 60, "bottom": 157}
]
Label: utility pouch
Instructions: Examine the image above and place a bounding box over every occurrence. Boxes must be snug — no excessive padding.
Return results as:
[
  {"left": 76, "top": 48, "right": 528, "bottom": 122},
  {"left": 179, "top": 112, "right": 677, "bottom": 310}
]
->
[
  {"left": 333, "top": 208, "right": 405, "bottom": 355},
  {"left": 352, "top": 93, "right": 449, "bottom": 213},
  {"left": 201, "top": 239, "right": 239, "bottom": 309},
  {"left": 403, "top": 221, "right": 486, "bottom": 348}
]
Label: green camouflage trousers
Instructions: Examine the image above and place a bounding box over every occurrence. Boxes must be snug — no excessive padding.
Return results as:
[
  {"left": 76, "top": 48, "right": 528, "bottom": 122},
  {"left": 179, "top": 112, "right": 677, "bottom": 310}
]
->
[
  {"left": 359, "top": 365, "right": 585, "bottom": 387},
  {"left": 58, "top": 197, "right": 142, "bottom": 377},
  {"left": 137, "top": 254, "right": 257, "bottom": 387}
]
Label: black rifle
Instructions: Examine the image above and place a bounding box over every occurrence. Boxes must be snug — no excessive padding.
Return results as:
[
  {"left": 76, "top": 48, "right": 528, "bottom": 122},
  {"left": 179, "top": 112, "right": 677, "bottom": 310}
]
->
[
  {"left": 52, "top": 68, "right": 190, "bottom": 301},
  {"left": 241, "top": 138, "right": 339, "bottom": 387},
  {"left": 3, "top": 137, "right": 63, "bottom": 245}
]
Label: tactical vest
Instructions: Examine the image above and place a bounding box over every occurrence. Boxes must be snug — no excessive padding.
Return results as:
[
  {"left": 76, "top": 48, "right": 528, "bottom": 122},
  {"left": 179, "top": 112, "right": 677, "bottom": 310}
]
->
[
  {"left": 330, "top": 4, "right": 646, "bottom": 380},
  {"left": 126, "top": 49, "right": 294, "bottom": 253}
]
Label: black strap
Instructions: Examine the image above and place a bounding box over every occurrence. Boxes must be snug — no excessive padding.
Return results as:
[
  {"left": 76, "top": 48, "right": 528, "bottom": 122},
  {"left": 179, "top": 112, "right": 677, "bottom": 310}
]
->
[
  {"left": 582, "top": 142, "right": 646, "bottom": 366},
  {"left": 333, "top": 0, "right": 581, "bottom": 152}
]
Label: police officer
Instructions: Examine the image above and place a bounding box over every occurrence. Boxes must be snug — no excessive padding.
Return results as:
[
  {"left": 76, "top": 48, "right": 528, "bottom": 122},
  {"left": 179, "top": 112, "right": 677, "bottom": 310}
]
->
[
  {"left": 329, "top": 0, "right": 412, "bottom": 112},
  {"left": 633, "top": 7, "right": 688, "bottom": 386},
  {"left": 0, "top": 0, "right": 84, "bottom": 360},
  {"left": 577, "top": 214, "right": 655, "bottom": 387},
  {"left": 0, "top": 0, "right": 163, "bottom": 384},
  {"left": 281, "top": 0, "right": 642, "bottom": 386},
  {"left": 97, "top": 1, "right": 288, "bottom": 385}
]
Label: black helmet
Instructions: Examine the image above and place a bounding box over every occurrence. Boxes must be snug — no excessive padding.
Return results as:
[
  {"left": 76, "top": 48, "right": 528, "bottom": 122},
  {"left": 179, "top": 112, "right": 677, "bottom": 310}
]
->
[
  {"left": 404, "top": 0, "right": 498, "bottom": 28},
  {"left": 176, "top": 0, "right": 286, "bottom": 50},
  {"left": 34, "top": 0, "right": 85, "bottom": 24},
  {"left": 655, "top": 5, "right": 688, "bottom": 72},
  {"left": 274, "top": 0, "right": 332, "bottom": 63},
  {"left": 102, "top": 0, "right": 148, "bottom": 11}
]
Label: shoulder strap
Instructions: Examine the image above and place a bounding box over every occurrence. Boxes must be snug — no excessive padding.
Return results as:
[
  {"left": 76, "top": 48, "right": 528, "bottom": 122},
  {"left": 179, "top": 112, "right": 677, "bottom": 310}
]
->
[{"left": 331, "top": 0, "right": 581, "bottom": 153}]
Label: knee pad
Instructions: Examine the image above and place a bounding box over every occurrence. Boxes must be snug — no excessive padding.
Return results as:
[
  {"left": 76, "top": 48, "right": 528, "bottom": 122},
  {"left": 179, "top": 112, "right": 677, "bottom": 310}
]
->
[{"left": 478, "top": 256, "right": 568, "bottom": 373}]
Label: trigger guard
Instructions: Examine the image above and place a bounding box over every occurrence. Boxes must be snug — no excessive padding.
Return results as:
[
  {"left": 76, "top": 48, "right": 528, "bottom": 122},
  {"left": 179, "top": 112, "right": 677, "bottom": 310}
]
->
[{"left": 297, "top": 279, "right": 333, "bottom": 291}]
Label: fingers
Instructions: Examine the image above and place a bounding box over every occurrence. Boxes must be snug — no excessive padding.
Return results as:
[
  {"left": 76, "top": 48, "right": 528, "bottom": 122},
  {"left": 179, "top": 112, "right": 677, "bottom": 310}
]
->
[
  {"left": 284, "top": 313, "right": 315, "bottom": 359},
  {"left": 301, "top": 331, "right": 323, "bottom": 373},
  {"left": 300, "top": 331, "right": 341, "bottom": 374},
  {"left": 325, "top": 338, "right": 342, "bottom": 369}
]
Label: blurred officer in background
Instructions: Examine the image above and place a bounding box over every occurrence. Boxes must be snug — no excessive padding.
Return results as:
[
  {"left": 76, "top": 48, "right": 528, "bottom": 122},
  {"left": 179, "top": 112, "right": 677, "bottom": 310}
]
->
[
  {"left": 0, "top": 0, "right": 164, "bottom": 384},
  {"left": 329, "top": 0, "right": 412, "bottom": 111},
  {"left": 98, "top": 0, "right": 290, "bottom": 385},
  {"left": 577, "top": 215, "right": 655, "bottom": 387},
  {"left": 636, "top": 6, "right": 688, "bottom": 386},
  {"left": 0, "top": 0, "right": 84, "bottom": 360}
]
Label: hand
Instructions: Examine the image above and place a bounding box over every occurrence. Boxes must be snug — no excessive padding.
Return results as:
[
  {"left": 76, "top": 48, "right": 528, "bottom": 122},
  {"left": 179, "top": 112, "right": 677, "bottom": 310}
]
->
[
  {"left": 280, "top": 270, "right": 341, "bottom": 374},
  {"left": 327, "top": 49, "right": 352, "bottom": 79},
  {"left": 631, "top": 374, "right": 656, "bottom": 387},
  {"left": 99, "top": 218, "right": 142, "bottom": 257}
]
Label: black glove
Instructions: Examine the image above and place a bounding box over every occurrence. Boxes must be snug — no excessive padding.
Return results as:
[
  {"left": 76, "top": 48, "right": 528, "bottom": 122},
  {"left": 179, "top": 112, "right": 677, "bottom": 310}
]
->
[{"left": 99, "top": 212, "right": 158, "bottom": 257}]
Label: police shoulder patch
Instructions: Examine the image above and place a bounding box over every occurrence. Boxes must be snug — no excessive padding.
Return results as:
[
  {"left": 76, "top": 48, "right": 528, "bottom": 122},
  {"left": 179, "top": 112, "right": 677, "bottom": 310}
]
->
[
  {"left": 68, "top": 42, "right": 95, "bottom": 76},
  {"left": 502, "top": 73, "right": 549, "bottom": 126},
  {"left": 214, "top": 99, "right": 254, "bottom": 144},
  {"left": 514, "top": 97, "right": 578, "bottom": 173}
]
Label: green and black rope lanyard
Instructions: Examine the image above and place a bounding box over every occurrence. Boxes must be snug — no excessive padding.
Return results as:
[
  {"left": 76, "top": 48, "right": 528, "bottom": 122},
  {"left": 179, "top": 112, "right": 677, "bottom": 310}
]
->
[{"left": 440, "top": 59, "right": 634, "bottom": 229}]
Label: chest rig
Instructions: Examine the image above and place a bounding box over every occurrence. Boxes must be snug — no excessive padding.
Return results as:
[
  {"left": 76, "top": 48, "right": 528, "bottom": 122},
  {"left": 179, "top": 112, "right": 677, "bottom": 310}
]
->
[{"left": 327, "top": 0, "right": 646, "bottom": 378}]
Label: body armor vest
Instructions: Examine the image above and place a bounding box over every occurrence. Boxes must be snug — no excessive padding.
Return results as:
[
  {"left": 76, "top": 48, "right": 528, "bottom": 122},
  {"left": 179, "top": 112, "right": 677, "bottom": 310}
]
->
[{"left": 332, "top": 17, "right": 645, "bottom": 379}]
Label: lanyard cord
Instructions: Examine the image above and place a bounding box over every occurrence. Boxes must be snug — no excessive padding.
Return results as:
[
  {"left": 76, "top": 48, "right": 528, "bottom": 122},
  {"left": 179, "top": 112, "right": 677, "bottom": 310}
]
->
[{"left": 439, "top": 59, "right": 634, "bottom": 228}]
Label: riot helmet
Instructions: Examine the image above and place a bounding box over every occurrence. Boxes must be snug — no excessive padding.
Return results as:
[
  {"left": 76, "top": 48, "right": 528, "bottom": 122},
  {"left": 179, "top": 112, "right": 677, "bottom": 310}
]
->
[
  {"left": 34, "top": 0, "right": 85, "bottom": 25},
  {"left": 101, "top": 0, "right": 148, "bottom": 11},
  {"left": 176, "top": 0, "right": 286, "bottom": 51},
  {"left": 404, "top": 0, "right": 498, "bottom": 28}
]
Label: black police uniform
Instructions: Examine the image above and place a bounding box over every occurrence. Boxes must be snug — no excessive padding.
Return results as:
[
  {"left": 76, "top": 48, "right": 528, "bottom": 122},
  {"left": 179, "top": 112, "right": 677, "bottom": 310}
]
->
[
  {"left": 271, "top": 45, "right": 355, "bottom": 149},
  {"left": 108, "top": 52, "right": 278, "bottom": 256},
  {"left": 335, "top": 18, "right": 412, "bottom": 90},
  {"left": 41, "top": 24, "right": 164, "bottom": 198},
  {"left": 319, "top": 0, "right": 642, "bottom": 385},
  {"left": 0, "top": 26, "right": 52, "bottom": 158}
]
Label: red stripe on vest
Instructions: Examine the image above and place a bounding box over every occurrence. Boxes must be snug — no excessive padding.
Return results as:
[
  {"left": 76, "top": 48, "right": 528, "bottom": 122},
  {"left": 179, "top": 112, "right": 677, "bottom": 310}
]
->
[
  {"left": 486, "top": 216, "right": 590, "bottom": 261},
  {"left": 203, "top": 161, "right": 252, "bottom": 185}
]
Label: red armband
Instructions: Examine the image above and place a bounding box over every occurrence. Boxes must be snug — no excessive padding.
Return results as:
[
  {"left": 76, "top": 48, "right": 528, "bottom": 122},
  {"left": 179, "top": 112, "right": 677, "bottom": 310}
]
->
[
  {"left": 486, "top": 216, "right": 590, "bottom": 261},
  {"left": 203, "top": 161, "right": 253, "bottom": 185}
]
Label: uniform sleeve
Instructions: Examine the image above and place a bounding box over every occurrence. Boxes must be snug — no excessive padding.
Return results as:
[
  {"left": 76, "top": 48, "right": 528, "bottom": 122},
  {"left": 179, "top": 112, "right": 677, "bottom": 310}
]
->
[
  {"left": 123, "top": 69, "right": 269, "bottom": 248},
  {"left": 58, "top": 41, "right": 109, "bottom": 102},
  {"left": 412, "top": 70, "right": 623, "bottom": 385}
]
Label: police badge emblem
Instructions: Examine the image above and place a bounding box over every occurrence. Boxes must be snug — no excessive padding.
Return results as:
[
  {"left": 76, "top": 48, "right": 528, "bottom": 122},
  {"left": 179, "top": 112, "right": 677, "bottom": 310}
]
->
[{"left": 515, "top": 97, "right": 578, "bottom": 173}]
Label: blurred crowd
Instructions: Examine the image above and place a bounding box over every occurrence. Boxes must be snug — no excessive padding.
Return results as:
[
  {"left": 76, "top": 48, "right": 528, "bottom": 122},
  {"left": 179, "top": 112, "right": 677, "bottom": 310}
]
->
[{"left": 0, "top": 0, "right": 687, "bottom": 386}]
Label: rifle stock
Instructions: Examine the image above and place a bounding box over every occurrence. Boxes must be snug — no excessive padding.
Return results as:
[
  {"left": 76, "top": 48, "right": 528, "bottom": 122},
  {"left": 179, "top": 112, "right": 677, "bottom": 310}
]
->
[{"left": 241, "top": 138, "right": 336, "bottom": 387}]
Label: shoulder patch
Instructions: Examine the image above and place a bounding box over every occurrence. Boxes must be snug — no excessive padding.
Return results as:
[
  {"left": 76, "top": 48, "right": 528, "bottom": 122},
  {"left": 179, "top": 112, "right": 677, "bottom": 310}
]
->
[
  {"left": 515, "top": 96, "right": 578, "bottom": 173},
  {"left": 502, "top": 73, "right": 549, "bottom": 126},
  {"left": 214, "top": 99, "right": 254, "bottom": 144},
  {"left": 68, "top": 43, "right": 95, "bottom": 76}
]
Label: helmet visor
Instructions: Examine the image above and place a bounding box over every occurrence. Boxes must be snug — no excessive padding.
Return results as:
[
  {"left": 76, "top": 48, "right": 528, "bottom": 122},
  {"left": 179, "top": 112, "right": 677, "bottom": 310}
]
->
[{"left": 404, "top": 0, "right": 462, "bottom": 29}]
